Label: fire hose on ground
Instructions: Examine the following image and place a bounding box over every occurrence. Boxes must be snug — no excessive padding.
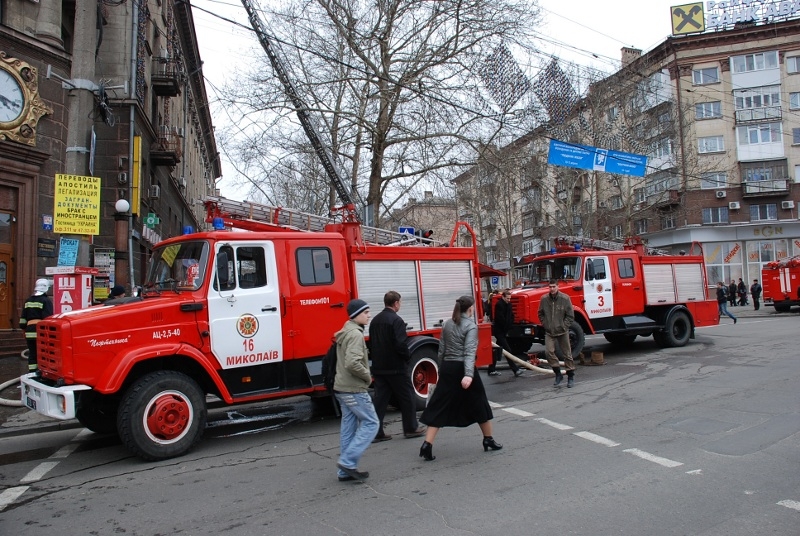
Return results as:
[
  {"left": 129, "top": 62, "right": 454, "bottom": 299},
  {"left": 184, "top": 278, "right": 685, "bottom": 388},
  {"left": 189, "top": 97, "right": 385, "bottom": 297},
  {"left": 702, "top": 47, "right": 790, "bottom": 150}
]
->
[
  {"left": 0, "top": 349, "right": 26, "bottom": 407},
  {"left": 491, "top": 342, "right": 565, "bottom": 374}
]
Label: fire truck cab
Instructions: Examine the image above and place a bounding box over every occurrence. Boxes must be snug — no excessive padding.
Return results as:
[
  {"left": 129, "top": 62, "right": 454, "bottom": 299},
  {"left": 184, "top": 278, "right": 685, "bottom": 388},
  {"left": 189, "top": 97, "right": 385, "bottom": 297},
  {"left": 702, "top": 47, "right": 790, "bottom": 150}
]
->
[{"left": 762, "top": 255, "right": 800, "bottom": 312}]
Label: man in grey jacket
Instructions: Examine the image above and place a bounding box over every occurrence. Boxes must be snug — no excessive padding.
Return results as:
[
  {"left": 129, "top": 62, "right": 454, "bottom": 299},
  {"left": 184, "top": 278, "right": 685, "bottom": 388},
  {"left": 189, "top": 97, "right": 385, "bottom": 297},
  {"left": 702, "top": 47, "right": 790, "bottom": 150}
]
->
[
  {"left": 334, "top": 299, "right": 379, "bottom": 482},
  {"left": 538, "top": 279, "right": 576, "bottom": 388}
]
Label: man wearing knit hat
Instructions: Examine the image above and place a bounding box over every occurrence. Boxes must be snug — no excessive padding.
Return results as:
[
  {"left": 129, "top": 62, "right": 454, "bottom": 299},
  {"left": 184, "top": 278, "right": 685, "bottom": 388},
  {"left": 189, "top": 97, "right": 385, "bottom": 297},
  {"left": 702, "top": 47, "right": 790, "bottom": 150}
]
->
[
  {"left": 20, "top": 279, "right": 53, "bottom": 373},
  {"left": 333, "top": 298, "right": 379, "bottom": 482}
]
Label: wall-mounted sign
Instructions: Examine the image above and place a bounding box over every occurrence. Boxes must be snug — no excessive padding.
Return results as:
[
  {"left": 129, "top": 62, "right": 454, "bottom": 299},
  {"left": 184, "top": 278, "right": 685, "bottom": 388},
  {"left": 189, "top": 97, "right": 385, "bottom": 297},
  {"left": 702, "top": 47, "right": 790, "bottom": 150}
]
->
[
  {"left": 671, "top": 3, "right": 705, "bottom": 35},
  {"left": 547, "top": 140, "right": 648, "bottom": 177},
  {"left": 53, "top": 174, "right": 101, "bottom": 235},
  {"left": 57, "top": 237, "right": 80, "bottom": 267},
  {"left": 37, "top": 238, "right": 56, "bottom": 257}
]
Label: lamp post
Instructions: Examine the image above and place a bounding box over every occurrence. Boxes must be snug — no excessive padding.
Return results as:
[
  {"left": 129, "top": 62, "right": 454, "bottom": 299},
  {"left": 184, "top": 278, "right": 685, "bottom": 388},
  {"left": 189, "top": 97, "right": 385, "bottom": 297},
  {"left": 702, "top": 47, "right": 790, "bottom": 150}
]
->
[{"left": 114, "top": 199, "right": 130, "bottom": 289}]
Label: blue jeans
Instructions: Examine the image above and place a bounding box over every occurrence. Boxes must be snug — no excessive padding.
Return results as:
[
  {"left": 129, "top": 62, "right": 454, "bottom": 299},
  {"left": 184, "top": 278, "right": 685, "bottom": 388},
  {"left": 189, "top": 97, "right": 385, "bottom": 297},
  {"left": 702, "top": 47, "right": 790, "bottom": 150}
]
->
[
  {"left": 334, "top": 392, "right": 379, "bottom": 476},
  {"left": 718, "top": 301, "right": 736, "bottom": 320}
]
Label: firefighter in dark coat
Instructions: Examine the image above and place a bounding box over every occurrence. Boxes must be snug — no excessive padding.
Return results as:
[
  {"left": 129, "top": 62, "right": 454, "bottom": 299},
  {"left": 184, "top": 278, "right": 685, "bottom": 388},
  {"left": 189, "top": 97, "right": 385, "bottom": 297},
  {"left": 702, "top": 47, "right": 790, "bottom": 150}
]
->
[
  {"left": 490, "top": 289, "right": 523, "bottom": 377},
  {"left": 20, "top": 279, "right": 53, "bottom": 373}
]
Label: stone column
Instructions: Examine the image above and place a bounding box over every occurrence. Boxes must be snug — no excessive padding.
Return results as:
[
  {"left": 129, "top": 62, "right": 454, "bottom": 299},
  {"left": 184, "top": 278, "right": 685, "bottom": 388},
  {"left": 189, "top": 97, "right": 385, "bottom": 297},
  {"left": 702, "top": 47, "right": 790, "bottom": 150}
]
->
[{"left": 35, "top": 0, "right": 64, "bottom": 48}]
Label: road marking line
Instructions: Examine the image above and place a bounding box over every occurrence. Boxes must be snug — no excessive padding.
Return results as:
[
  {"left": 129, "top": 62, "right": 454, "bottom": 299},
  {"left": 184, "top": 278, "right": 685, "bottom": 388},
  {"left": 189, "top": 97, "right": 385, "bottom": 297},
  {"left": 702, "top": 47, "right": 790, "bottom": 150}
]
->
[
  {"left": 777, "top": 500, "right": 800, "bottom": 512},
  {"left": 50, "top": 444, "right": 79, "bottom": 459},
  {"left": 20, "top": 461, "right": 60, "bottom": 483},
  {"left": 489, "top": 401, "right": 504, "bottom": 408},
  {"left": 573, "top": 431, "right": 620, "bottom": 447},
  {"left": 535, "top": 418, "right": 573, "bottom": 430},
  {"left": 623, "top": 448, "right": 683, "bottom": 468},
  {"left": 74, "top": 428, "right": 93, "bottom": 440},
  {"left": 686, "top": 469, "right": 703, "bottom": 475},
  {"left": 502, "top": 407, "right": 534, "bottom": 417},
  {"left": 0, "top": 486, "right": 29, "bottom": 512}
]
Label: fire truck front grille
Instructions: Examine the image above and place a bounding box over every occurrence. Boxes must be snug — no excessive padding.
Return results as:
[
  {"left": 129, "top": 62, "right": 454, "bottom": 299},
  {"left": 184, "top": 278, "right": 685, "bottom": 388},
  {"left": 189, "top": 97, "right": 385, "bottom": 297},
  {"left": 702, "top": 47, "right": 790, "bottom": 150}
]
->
[
  {"left": 510, "top": 298, "right": 526, "bottom": 321},
  {"left": 37, "top": 323, "right": 63, "bottom": 374}
]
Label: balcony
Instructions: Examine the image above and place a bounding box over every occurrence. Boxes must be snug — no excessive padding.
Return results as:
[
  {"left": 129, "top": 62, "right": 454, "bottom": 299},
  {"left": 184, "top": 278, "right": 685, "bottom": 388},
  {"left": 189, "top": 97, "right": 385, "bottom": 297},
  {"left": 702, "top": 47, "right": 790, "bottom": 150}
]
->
[
  {"left": 742, "top": 178, "right": 788, "bottom": 197},
  {"left": 653, "top": 189, "right": 681, "bottom": 208},
  {"left": 151, "top": 57, "right": 182, "bottom": 97},
  {"left": 734, "top": 106, "right": 781, "bottom": 123},
  {"left": 151, "top": 131, "right": 183, "bottom": 167}
]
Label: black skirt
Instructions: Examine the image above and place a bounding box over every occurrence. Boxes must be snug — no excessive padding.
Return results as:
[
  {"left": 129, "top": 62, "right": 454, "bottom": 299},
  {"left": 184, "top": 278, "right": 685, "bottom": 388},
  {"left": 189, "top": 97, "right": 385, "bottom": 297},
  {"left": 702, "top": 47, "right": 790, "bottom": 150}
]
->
[{"left": 420, "top": 360, "right": 494, "bottom": 428}]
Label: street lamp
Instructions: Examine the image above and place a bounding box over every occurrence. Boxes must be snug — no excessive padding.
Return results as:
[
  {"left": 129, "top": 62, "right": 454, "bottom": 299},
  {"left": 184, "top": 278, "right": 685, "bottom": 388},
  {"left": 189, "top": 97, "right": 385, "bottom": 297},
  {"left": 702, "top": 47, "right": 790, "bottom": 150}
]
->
[{"left": 114, "top": 198, "right": 130, "bottom": 289}]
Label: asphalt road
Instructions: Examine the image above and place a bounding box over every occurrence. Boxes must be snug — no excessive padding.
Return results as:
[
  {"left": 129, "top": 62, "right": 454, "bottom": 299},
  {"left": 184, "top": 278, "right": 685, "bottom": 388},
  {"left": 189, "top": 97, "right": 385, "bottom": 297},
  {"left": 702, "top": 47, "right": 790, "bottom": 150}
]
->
[{"left": 0, "top": 308, "right": 798, "bottom": 535}]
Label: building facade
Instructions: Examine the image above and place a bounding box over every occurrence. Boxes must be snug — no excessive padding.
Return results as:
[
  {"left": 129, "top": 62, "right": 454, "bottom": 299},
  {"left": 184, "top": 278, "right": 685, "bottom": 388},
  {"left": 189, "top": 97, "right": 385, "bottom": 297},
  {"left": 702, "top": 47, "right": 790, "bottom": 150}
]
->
[{"left": 0, "top": 0, "right": 221, "bottom": 338}]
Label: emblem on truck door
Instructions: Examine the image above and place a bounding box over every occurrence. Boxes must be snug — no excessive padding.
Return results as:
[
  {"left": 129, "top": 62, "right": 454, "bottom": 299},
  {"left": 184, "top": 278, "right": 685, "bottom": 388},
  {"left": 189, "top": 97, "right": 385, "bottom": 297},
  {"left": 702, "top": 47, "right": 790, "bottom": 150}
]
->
[{"left": 237, "top": 314, "right": 259, "bottom": 337}]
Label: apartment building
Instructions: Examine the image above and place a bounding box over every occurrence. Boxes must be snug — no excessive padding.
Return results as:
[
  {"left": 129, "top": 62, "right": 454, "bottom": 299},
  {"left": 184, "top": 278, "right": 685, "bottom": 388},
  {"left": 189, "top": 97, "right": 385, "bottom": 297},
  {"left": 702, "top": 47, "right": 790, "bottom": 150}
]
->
[{"left": 0, "top": 0, "right": 221, "bottom": 334}]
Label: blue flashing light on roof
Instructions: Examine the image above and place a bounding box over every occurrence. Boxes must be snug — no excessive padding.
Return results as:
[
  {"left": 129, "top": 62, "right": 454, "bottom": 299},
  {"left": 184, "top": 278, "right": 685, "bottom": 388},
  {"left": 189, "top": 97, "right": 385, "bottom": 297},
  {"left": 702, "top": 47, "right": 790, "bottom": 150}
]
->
[
  {"left": 575, "top": 244, "right": 581, "bottom": 251},
  {"left": 212, "top": 217, "right": 226, "bottom": 230},
  {"left": 550, "top": 248, "right": 557, "bottom": 255},
  {"left": 183, "top": 226, "right": 194, "bottom": 235}
]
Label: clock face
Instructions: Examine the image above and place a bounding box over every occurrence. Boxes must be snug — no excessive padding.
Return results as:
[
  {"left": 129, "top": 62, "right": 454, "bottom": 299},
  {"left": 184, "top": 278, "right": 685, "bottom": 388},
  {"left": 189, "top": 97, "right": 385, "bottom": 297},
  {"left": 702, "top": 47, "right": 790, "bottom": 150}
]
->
[{"left": 0, "top": 69, "right": 25, "bottom": 124}]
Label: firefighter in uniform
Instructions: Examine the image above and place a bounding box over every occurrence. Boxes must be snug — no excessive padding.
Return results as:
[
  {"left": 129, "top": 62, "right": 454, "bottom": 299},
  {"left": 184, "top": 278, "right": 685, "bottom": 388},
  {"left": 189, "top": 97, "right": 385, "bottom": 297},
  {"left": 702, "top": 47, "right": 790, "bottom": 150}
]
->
[
  {"left": 538, "top": 279, "right": 576, "bottom": 387},
  {"left": 20, "top": 278, "right": 53, "bottom": 373}
]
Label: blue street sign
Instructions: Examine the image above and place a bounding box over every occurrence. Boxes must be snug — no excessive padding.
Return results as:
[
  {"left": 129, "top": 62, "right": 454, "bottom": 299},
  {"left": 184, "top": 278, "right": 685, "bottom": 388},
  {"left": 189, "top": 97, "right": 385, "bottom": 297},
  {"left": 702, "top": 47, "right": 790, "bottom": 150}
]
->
[
  {"left": 398, "top": 226, "right": 415, "bottom": 235},
  {"left": 547, "top": 139, "right": 647, "bottom": 177},
  {"left": 491, "top": 276, "right": 500, "bottom": 286}
]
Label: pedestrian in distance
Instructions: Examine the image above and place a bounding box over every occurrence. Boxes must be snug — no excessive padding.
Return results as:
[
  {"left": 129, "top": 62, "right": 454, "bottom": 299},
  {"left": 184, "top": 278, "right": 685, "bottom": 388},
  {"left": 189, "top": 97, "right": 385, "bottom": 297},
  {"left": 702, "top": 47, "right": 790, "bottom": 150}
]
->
[
  {"left": 334, "top": 299, "right": 379, "bottom": 482},
  {"left": 20, "top": 278, "right": 53, "bottom": 373},
  {"left": 716, "top": 281, "right": 737, "bottom": 324},
  {"left": 728, "top": 280, "right": 737, "bottom": 307},
  {"left": 418, "top": 295, "right": 502, "bottom": 461},
  {"left": 737, "top": 278, "right": 748, "bottom": 306},
  {"left": 488, "top": 289, "right": 523, "bottom": 377},
  {"left": 109, "top": 284, "right": 125, "bottom": 299},
  {"left": 538, "top": 279, "right": 576, "bottom": 387},
  {"left": 369, "top": 290, "right": 425, "bottom": 443},
  {"left": 750, "top": 279, "right": 762, "bottom": 311}
]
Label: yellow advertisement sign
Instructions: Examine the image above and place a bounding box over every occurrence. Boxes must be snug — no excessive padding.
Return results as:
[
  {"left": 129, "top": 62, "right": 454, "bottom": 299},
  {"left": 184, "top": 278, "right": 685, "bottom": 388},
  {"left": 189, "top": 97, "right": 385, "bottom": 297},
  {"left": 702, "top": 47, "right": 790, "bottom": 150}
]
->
[
  {"left": 53, "top": 174, "right": 101, "bottom": 235},
  {"left": 671, "top": 3, "right": 705, "bottom": 35}
]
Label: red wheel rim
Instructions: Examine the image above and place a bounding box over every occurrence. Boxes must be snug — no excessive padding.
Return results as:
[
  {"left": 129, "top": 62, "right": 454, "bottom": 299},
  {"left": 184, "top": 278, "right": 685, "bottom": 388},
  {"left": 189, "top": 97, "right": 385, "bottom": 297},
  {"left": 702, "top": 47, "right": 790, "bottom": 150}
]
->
[
  {"left": 412, "top": 359, "right": 438, "bottom": 396},
  {"left": 144, "top": 391, "right": 192, "bottom": 443}
]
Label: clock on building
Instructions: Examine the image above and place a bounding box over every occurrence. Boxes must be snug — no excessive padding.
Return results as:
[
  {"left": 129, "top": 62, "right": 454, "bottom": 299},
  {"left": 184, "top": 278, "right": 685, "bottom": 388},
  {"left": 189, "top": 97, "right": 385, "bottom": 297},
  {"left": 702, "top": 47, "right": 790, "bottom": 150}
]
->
[{"left": 0, "top": 52, "right": 52, "bottom": 146}]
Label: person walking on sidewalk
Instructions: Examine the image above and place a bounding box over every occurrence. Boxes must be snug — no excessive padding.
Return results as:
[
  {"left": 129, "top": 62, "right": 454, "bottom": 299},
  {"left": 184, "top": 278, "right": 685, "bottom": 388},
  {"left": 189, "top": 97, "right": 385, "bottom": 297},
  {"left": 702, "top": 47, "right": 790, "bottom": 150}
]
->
[
  {"left": 418, "top": 295, "right": 502, "bottom": 461},
  {"left": 19, "top": 279, "right": 53, "bottom": 374},
  {"left": 737, "top": 278, "right": 748, "bottom": 306},
  {"left": 488, "top": 289, "right": 523, "bottom": 377},
  {"left": 717, "top": 282, "right": 737, "bottom": 324},
  {"left": 334, "top": 299, "right": 379, "bottom": 482},
  {"left": 750, "top": 279, "right": 762, "bottom": 311},
  {"left": 538, "top": 279, "right": 576, "bottom": 388},
  {"left": 369, "top": 290, "right": 425, "bottom": 443}
]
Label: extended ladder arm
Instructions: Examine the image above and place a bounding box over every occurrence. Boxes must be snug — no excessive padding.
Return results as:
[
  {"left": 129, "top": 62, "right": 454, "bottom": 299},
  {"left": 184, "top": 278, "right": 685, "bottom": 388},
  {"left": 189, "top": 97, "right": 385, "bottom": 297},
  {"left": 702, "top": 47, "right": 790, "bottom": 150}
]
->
[{"left": 240, "top": 0, "right": 365, "bottom": 221}]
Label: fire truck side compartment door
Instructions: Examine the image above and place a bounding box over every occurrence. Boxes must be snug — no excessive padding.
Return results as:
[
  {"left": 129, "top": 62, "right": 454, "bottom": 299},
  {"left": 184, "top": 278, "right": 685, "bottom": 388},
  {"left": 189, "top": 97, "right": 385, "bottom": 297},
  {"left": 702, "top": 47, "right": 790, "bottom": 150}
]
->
[
  {"left": 584, "top": 256, "right": 614, "bottom": 318},
  {"left": 208, "top": 241, "right": 283, "bottom": 369}
]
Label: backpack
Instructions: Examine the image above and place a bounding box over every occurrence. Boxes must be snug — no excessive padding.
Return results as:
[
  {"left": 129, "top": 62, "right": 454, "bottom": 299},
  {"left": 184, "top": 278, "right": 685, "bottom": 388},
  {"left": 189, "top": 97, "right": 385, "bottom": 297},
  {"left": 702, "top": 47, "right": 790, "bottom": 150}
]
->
[{"left": 321, "top": 341, "right": 338, "bottom": 391}]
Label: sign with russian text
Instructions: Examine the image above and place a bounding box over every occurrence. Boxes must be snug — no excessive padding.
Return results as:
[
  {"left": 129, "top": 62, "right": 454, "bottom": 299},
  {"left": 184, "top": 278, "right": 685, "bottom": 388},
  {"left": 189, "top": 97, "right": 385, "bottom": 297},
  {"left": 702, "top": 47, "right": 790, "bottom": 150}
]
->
[
  {"left": 547, "top": 140, "right": 648, "bottom": 177},
  {"left": 53, "top": 174, "right": 101, "bottom": 235},
  {"left": 57, "top": 237, "right": 79, "bottom": 267}
]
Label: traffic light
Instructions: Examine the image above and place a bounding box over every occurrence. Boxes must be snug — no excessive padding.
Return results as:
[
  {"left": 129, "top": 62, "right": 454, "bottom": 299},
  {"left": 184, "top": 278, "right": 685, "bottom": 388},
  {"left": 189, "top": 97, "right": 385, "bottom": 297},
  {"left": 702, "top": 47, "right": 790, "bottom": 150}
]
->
[{"left": 414, "top": 229, "right": 434, "bottom": 240}]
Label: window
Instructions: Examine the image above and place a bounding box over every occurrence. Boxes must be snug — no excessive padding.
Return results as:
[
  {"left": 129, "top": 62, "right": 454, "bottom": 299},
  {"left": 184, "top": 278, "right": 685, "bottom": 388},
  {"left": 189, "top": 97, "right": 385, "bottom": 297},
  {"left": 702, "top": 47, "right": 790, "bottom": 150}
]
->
[
  {"left": 692, "top": 67, "right": 719, "bottom": 85},
  {"left": 662, "top": 215, "right": 676, "bottom": 229},
  {"left": 297, "top": 248, "right": 333, "bottom": 285},
  {"left": 634, "top": 188, "right": 646, "bottom": 203},
  {"left": 737, "top": 122, "right": 781, "bottom": 145},
  {"left": 734, "top": 86, "right": 781, "bottom": 120},
  {"left": 793, "top": 128, "right": 800, "bottom": 145},
  {"left": 695, "top": 101, "right": 721, "bottom": 119},
  {"left": 635, "top": 219, "right": 648, "bottom": 234},
  {"left": 649, "top": 138, "right": 673, "bottom": 159},
  {"left": 750, "top": 204, "right": 777, "bottom": 221},
  {"left": 610, "top": 195, "right": 622, "bottom": 209},
  {"left": 613, "top": 225, "right": 623, "bottom": 239},
  {"left": 731, "top": 51, "right": 778, "bottom": 73},
  {"left": 607, "top": 106, "right": 619, "bottom": 121},
  {"left": 618, "top": 258, "right": 635, "bottom": 278},
  {"left": 236, "top": 247, "right": 267, "bottom": 289},
  {"left": 787, "top": 56, "right": 800, "bottom": 74},
  {"left": 585, "top": 258, "right": 607, "bottom": 281},
  {"left": 791, "top": 92, "right": 800, "bottom": 110},
  {"left": 701, "top": 172, "right": 728, "bottom": 189},
  {"left": 698, "top": 135, "right": 725, "bottom": 153},
  {"left": 702, "top": 207, "right": 729, "bottom": 224}
]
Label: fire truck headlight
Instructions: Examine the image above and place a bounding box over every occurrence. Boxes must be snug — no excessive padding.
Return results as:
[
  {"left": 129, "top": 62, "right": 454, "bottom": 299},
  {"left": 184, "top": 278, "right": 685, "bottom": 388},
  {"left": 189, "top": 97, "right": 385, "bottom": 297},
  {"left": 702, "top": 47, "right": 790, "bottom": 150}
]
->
[
  {"left": 57, "top": 395, "right": 66, "bottom": 414},
  {"left": 524, "top": 328, "right": 532, "bottom": 335}
]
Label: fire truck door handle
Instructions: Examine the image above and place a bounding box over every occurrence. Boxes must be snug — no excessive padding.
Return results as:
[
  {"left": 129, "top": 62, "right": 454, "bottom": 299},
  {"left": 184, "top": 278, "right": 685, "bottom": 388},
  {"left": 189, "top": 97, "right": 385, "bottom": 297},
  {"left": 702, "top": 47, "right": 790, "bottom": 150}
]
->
[
  {"left": 331, "top": 302, "right": 344, "bottom": 308},
  {"left": 262, "top": 306, "right": 278, "bottom": 312}
]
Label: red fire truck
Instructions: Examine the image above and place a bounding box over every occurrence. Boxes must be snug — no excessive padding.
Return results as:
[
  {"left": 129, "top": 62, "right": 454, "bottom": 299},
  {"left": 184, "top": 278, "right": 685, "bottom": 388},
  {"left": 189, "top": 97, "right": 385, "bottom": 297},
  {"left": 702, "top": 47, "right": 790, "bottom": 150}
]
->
[
  {"left": 20, "top": 197, "right": 492, "bottom": 460},
  {"left": 762, "top": 255, "right": 800, "bottom": 312},
  {"left": 505, "top": 236, "right": 719, "bottom": 357}
]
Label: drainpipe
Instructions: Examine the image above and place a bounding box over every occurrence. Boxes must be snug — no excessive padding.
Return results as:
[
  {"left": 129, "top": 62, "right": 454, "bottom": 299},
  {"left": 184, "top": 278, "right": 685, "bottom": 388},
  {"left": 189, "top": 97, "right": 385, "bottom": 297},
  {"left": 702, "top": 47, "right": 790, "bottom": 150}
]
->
[{"left": 127, "top": 0, "right": 138, "bottom": 288}]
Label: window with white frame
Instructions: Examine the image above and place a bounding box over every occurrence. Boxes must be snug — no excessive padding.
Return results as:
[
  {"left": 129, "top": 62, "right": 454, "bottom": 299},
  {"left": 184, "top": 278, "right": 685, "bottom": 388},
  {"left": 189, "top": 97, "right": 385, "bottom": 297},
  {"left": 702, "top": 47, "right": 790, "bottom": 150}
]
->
[
  {"left": 698, "top": 135, "right": 725, "bottom": 153},
  {"left": 522, "top": 240, "right": 537, "bottom": 255},
  {"left": 607, "top": 106, "right": 619, "bottom": 121},
  {"left": 731, "top": 51, "right": 778, "bottom": 73},
  {"left": 613, "top": 225, "right": 623, "bottom": 239},
  {"left": 702, "top": 207, "right": 729, "bottom": 224},
  {"left": 662, "top": 215, "right": 676, "bottom": 229},
  {"left": 635, "top": 219, "right": 648, "bottom": 234},
  {"left": 693, "top": 67, "right": 719, "bottom": 85},
  {"left": 634, "top": 188, "right": 646, "bottom": 203},
  {"left": 750, "top": 204, "right": 777, "bottom": 221},
  {"left": 794, "top": 128, "right": 800, "bottom": 145},
  {"left": 790, "top": 92, "right": 800, "bottom": 110},
  {"left": 734, "top": 86, "right": 781, "bottom": 120},
  {"left": 701, "top": 172, "right": 728, "bottom": 189},
  {"left": 787, "top": 56, "right": 800, "bottom": 74},
  {"left": 741, "top": 160, "right": 787, "bottom": 182},
  {"left": 610, "top": 195, "right": 622, "bottom": 209},
  {"left": 649, "top": 138, "right": 673, "bottom": 159},
  {"left": 737, "top": 122, "right": 781, "bottom": 145},
  {"left": 695, "top": 101, "right": 722, "bottom": 119}
]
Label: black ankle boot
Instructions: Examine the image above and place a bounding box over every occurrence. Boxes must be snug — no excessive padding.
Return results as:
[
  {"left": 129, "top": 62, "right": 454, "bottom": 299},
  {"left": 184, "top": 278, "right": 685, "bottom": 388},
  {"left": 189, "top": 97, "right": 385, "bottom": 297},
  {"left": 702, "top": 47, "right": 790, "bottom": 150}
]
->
[
  {"left": 482, "top": 436, "right": 503, "bottom": 451},
  {"left": 553, "top": 367, "right": 563, "bottom": 386},
  {"left": 419, "top": 441, "right": 435, "bottom": 461}
]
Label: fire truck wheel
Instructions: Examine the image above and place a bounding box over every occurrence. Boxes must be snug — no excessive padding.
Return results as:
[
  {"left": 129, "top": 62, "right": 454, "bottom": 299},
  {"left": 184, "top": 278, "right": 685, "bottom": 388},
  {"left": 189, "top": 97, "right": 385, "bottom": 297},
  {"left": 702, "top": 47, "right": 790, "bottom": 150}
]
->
[
  {"left": 410, "top": 347, "right": 439, "bottom": 411},
  {"left": 118, "top": 371, "right": 207, "bottom": 461},
  {"left": 774, "top": 303, "right": 791, "bottom": 313},
  {"left": 603, "top": 333, "right": 637, "bottom": 346},
  {"left": 555, "top": 321, "right": 585, "bottom": 359},
  {"left": 75, "top": 392, "right": 119, "bottom": 435},
  {"left": 656, "top": 311, "right": 691, "bottom": 348}
]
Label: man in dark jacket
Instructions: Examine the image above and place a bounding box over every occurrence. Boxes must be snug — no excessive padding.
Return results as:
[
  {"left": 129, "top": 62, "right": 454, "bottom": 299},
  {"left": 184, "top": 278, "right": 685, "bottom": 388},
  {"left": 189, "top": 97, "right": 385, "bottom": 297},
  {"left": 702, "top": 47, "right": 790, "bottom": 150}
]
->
[
  {"left": 750, "top": 279, "right": 762, "bottom": 310},
  {"left": 369, "top": 291, "right": 425, "bottom": 442},
  {"left": 538, "top": 280, "right": 576, "bottom": 387},
  {"left": 489, "top": 289, "right": 523, "bottom": 377},
  {"left": 729, "top": 280, "right": 738, "bottom": 307},
  {"left": 20, "top": 279, "right": 53, "bottom": 373}
]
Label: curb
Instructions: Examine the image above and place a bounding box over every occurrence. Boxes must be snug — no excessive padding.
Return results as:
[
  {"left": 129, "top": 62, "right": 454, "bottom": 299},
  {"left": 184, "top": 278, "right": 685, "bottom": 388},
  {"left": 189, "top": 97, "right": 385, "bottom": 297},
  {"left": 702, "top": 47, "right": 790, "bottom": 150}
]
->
[{"left": 0, "top": 419, "right": 82, "bottom": 439}]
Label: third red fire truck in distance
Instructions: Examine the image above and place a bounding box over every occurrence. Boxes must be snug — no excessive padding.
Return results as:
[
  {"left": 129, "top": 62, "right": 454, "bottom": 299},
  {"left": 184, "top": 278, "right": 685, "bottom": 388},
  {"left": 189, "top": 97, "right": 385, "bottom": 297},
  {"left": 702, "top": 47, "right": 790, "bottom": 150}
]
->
[
  {"left": 505, "top": 236, "right": 720, "bottom": 357},
  {"left": 762, "top": 255, "right": 800, "bottom": 312}
]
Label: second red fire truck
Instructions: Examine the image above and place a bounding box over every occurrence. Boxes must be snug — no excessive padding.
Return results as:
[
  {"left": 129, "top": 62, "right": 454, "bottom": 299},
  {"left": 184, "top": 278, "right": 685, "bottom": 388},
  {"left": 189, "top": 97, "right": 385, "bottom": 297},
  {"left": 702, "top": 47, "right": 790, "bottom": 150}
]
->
[{"left": 762, "top": 255, "right": 800, "bottom": 312}]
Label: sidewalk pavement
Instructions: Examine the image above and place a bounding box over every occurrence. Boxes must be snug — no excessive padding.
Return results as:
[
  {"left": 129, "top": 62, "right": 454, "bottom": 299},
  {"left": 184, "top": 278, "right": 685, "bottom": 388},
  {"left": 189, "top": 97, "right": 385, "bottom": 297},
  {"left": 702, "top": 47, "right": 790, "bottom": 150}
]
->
[{"left": 0, "top": 305, "right": 788, "bottom": 438}]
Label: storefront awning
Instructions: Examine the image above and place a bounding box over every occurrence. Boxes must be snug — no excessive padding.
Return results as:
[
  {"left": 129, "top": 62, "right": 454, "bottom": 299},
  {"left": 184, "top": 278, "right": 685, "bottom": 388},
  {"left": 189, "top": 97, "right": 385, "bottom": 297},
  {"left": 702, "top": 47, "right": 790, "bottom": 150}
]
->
[{"left": 478, "top": 263, "right": 506, "bottom": 278}]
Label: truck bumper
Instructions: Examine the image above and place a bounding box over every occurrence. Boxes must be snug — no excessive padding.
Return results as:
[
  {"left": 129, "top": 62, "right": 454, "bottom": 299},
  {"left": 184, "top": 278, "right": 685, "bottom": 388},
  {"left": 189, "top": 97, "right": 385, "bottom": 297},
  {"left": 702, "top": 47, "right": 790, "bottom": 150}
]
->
[{"left": 19, "top": 373, "right": 92, "bottom": 420}]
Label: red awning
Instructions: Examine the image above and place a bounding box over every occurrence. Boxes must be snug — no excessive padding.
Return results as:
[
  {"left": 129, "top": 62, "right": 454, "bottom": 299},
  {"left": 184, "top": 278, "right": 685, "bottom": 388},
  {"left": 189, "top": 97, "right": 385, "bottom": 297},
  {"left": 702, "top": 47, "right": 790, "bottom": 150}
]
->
[{"left": 478, "top": 263, "right": 506, "bottom": 278}]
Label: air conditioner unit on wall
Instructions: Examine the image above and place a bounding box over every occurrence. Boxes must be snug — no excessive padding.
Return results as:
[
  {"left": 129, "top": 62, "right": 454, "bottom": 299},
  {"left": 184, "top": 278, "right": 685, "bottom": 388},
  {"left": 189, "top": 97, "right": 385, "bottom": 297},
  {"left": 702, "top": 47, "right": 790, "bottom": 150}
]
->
[
  {"left": 728, "top": 201, "right": 740, "bottom": 210},
  {"left": 715, "top": 190, "right": 727, "bottom": 199},
  {"left": 782, "top": 200, "right": 795, "bottom": 209},
  {"left": 149, "top": 185, "right": 160, "bottom": 199},
  {"left": 599, "top": 201, "right": 608, "bottom": 208}
]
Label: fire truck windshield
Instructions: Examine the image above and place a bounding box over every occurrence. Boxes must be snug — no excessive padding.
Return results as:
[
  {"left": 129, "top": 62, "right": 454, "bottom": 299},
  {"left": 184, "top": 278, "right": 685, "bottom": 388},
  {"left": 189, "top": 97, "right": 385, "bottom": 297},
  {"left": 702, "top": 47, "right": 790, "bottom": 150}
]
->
[
  {"left": 527, "top": 256, "right": 581, "bottom": 283},
  {"left": 144, "top": 241, "right": 210, "bottom": 292}
]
